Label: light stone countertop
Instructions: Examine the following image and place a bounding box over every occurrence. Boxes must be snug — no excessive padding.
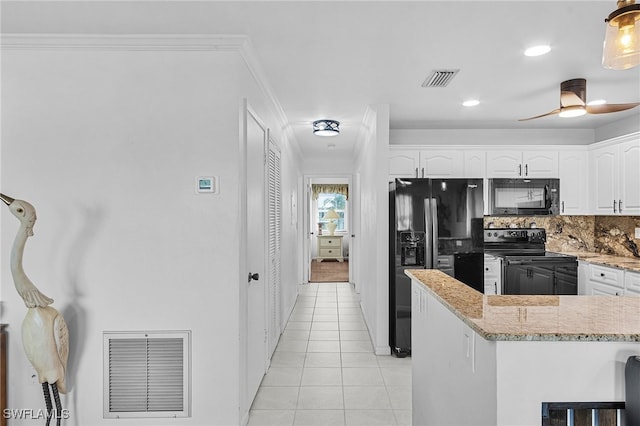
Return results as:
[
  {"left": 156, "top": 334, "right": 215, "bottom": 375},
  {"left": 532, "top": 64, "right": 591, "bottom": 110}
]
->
[
  {"left": 557, "top": 251, "right": 640, "bottom": 272},
  {"left": 406, "top": 269, "right": 640, "bottom": 342}
]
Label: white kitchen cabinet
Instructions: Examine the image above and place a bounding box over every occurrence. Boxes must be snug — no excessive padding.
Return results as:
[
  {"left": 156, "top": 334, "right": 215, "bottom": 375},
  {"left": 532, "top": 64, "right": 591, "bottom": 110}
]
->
[
  {"left": 584, "top": 263, "right": 625, "bottom": 296},
  {"left": 389, "top": 149, "right": 420, "bottom": 178},
  {"left": 577, "top": 260, "right": 589, "bottom": 295},
  {"left": 559, "top": 150, "right": 589, "bottom": 215},
  {"left": 463, "top": 150, "right": 486, "bottom": 178},
  {"left": 625, "top": 271, "right": 640, "bottom": 296},
  {"left": 618, "top": 139, "right": 640, "bottom": 214},
  {"left": 389, "top": 148, "right": 464, "bottom": 178},
  {"left": 590, "top": 135, "right": 640, "bottom": 215},
  {"left": 419, "top": 150, "right": 464, "bottom": 177},
  {"left": 486, "top": 150, "right": 558, "bottom": 178},
  {"left": 483, "top": 255, "right": 502, "bottom": 295}
]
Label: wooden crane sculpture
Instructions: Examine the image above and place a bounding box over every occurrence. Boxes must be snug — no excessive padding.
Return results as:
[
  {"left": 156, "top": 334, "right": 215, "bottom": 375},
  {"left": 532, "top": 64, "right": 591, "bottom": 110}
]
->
[{"left": 1, "top": 193, "right": 68, "bottom": 426}]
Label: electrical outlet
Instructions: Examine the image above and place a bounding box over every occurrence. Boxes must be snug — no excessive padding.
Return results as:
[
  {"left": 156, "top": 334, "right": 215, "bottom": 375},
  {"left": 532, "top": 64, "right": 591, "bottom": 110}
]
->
[{"left": 635, "top": 227, "right": 640, "bottom": 239}]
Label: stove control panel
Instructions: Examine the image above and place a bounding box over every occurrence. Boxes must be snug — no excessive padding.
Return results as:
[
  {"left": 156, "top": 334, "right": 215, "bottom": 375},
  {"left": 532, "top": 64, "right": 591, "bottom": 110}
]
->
[{"left": 484, "top": 228, "right": 546, "bottom": 243}]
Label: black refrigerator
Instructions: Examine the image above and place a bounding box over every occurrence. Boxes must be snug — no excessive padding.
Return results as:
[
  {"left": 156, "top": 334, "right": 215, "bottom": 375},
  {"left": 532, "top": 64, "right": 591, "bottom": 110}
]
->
[{"left": 388, "top": 178, "right": 484, "bottom": 357}]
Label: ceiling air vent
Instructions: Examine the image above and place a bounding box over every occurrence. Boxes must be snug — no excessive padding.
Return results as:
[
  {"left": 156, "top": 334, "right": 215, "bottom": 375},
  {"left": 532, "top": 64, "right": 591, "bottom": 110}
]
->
[{"left": 421, "top": 69, "right": 460, "bottom": 88}]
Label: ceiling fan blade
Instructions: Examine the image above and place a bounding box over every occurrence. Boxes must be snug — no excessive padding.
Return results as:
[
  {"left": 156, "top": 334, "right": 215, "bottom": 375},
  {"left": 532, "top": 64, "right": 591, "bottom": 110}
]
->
[
  {"left": 518, "top": 108, "right": 561, "bottom": 121},
  {"left": 586, "top": 102, "right": 640, "bottom": 114}
]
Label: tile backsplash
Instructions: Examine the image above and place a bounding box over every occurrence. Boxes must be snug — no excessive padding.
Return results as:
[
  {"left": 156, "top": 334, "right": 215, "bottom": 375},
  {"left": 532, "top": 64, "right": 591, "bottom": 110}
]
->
[{"left": 484, "top": 216, "right": 640, "bottom": 258}]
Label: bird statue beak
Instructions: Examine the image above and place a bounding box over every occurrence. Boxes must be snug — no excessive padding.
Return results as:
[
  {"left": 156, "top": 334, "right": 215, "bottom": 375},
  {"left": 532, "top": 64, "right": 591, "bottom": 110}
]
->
[{"left": 0, "top": 193, "right": 15, "bottom": 206}]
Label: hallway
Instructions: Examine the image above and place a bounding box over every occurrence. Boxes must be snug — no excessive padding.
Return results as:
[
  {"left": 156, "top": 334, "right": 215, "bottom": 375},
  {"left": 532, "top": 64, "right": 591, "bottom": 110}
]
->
[{"left": 248, "top": 282, "right": 412, "bottom": 426}]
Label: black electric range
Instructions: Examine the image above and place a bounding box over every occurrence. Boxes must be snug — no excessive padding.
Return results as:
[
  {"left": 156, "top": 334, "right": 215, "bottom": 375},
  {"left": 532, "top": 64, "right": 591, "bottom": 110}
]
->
[{"left": 484, "top": 228, "right": 578, "bottom": 295}]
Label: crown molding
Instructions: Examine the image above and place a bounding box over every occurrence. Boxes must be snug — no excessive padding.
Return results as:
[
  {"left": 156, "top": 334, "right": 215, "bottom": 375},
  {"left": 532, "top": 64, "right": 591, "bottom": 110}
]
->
[
  {"left": 1, "top": 33, "right": 302, "bottom": 160},
  {"left": 0, "top": 33, "right": 250, "bottom": 51}
]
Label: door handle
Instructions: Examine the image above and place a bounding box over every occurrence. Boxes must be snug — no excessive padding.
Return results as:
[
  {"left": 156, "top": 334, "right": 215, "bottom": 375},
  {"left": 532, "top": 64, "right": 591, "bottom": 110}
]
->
[{"left": 248, "top": 272, "right": 259, "bottom": 283}]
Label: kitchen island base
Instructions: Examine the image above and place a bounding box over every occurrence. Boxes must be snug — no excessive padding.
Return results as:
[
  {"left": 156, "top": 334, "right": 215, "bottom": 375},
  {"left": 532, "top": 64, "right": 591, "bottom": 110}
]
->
[{"left": 411, "top": 276, "right": 640, "bottom": 426}]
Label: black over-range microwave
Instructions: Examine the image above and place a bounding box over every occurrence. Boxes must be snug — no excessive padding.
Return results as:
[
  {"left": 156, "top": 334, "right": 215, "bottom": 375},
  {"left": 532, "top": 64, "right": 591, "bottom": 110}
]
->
[{"left": 488, "top": 178, "right": 560, "bottom": 216}]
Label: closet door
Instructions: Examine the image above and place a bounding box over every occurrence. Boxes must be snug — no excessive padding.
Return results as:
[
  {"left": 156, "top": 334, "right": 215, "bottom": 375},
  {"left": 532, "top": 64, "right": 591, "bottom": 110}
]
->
[{"left": 267, "top": 137, "right": 282, "bottom": 357}]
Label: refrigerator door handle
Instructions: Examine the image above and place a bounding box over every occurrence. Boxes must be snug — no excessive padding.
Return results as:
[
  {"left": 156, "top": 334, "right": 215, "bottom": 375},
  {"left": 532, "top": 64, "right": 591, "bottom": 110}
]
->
[
  {"left": 424, "top": 198, "right": 433, "bottom": 269},
  {"left": 430, "top": 198, "right": 438, "bottom": 263}
]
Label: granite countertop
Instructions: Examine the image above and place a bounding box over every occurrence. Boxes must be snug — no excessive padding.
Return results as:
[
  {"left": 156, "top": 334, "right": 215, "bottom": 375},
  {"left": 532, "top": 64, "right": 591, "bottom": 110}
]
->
[
  {"left": 405, "top": 269, "right": 640, "bottom": 342},
  {"left": 558, "top": 251, "right": 640, "bottom": 272}
]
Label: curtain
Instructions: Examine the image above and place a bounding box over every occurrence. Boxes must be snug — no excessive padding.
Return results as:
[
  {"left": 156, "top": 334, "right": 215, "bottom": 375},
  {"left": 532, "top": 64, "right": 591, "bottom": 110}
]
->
[{"left": 312, "top": 184, "right": 349, "bottom": 200}]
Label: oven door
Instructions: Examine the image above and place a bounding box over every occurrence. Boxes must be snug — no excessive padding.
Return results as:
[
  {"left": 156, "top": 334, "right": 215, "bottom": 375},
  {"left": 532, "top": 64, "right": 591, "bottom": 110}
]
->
[
  {"left": 503, "top": 259, "right": 555, "bottom": 295},
  {"left": 503, "top": 258, "right": 578, "bottom": 295}
]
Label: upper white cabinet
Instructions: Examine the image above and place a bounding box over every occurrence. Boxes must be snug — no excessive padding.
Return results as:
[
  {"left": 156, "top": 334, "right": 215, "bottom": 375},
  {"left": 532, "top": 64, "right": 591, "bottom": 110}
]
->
[
  {"left": 419, "top": 150, "right": 463, "bottom": 177},
  {"left": 486, "top": 150, "right": 558, "bottom": 178},
  {"left": 463, "top": 151, "right": 486, "bottom": 178},
  {"left": 590, "top": 135, "right": 640, "bottom": 215},
  {"left": 388, "top": 148, "right": 463, "bottom": 178},
  {"left": 389, "top": 149, "right": 420, "bottom": 178},
  {"left": 559, "top": 150, "right": 589, "bottom": 215}
]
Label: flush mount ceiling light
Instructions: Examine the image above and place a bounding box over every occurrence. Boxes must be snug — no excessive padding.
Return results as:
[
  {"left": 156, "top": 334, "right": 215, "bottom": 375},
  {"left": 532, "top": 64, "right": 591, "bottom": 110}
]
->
[
  {"left": 603, "top": 0, "right": 640, "bottom": 70},
  {"left": 313, "top": 119, "right": 340, "bottom": 137},
  {"left": 524, "top": 45, "right": 551, "bottom": 57}
]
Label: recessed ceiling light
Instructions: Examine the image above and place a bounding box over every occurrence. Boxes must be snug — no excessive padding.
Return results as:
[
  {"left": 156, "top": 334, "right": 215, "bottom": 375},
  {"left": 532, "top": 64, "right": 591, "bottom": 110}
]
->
[
  {"left": 524, "top": 45, "right": 551, "bottom": 57},
  {"left": 588, "top": 99, "right": 607, "bottom": 106},
  {"left": 462, "top": 99, "right": 480, "bottom": 107}
]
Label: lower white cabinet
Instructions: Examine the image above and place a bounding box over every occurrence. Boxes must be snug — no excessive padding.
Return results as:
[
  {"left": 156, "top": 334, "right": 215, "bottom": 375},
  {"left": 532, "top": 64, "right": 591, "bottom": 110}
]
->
[
  {"left": 625, "top": 271, "right": 640, "bottom": 296},
  {"left": 483, "top": 255, "right": 502, "bottom": 295},
  {"left": 583, "top": 262, "right": 625, "bottom": 296}
]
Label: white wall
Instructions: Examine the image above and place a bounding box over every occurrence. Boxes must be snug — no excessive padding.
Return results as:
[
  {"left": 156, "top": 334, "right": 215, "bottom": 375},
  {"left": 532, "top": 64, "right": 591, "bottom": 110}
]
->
[
  {"left": 595, "top": 114, "right": 640, "bottom": 142},
  {"left": 1, "top": 37, "right": 301, "bottom": 426},
  {"left": 353, "top": 105, "right": 390, "bottom": 355}
]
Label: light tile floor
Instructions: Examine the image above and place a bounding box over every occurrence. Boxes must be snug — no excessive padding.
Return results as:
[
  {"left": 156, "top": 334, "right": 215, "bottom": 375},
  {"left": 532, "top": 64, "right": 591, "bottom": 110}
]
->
[{"left": 248, "top": 282, "right": 412, "bottom": 426}]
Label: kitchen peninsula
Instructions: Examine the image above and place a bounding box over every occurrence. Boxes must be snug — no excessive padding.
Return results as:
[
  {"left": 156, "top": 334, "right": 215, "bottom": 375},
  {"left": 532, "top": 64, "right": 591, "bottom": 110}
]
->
[{"left": 408, "top": 269, "right": 640, "bottom": 426}]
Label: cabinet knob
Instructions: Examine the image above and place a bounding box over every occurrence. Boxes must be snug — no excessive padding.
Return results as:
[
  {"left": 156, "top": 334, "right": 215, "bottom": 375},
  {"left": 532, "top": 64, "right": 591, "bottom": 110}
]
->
[{"left": 600, "top": 273, "right": 605, "bottom": 277}]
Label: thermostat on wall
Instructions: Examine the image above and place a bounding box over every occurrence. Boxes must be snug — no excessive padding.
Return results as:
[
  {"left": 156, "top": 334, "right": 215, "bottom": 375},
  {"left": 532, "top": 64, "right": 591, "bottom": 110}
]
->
[{"left": 196, "top": 176, "right": 218, "bottom": 194}]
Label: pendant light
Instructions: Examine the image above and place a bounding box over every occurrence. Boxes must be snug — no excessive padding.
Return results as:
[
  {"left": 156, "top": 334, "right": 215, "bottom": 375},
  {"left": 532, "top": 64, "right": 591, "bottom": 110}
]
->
[{"left": 603, "top": 0, "right": 640, "bottom": 70}]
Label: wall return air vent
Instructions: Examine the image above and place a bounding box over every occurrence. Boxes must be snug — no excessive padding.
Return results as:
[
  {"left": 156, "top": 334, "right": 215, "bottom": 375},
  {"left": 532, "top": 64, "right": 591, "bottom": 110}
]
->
[
  {"left": 103, "top": 330, "right": 191, "bottom": 419},
  {"left": 421, "top": 69, "right": 460, "bottom": 88}
]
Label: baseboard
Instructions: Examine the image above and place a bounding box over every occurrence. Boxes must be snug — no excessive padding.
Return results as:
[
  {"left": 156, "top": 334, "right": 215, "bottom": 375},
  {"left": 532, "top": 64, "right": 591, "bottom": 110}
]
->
[{"left": 359, "top": 300, "right": 391, "bottom": 356}]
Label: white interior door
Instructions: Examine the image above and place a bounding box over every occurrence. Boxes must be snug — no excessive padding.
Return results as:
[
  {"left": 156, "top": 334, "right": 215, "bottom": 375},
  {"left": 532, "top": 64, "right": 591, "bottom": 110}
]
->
[{"left": 246, "top": 107, "right": 267, "bottom": 403}]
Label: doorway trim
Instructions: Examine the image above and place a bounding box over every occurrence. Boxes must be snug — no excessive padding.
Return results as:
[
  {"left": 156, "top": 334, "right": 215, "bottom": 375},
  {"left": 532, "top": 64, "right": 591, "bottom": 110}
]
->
[{"left": 302, "top": 174, "right": 356, "bottom": 288}]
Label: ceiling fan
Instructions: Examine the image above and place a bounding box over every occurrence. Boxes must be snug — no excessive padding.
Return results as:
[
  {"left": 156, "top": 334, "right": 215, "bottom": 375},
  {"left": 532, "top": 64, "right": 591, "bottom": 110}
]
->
[{"left": 519, "top": 78, "right": 640, "bottom": 121}]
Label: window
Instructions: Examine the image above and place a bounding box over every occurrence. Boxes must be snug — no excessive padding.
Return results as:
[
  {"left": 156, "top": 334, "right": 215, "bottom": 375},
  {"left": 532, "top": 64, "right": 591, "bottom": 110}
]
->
[
  {"left": 103, "top": 331, "right": 191, "bottom": 419},
  {"left": 317, "top": 193, "right": 347, "bottom": 232}
]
